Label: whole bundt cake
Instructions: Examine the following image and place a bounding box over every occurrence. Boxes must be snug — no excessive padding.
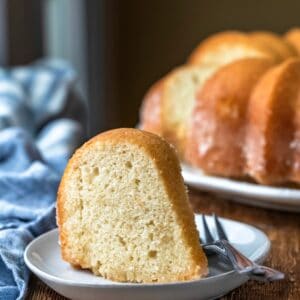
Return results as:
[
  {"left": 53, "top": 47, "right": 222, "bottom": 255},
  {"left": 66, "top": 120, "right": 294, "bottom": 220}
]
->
[{"left": 140, "top": 29, "right": 300, "bottom": 185}]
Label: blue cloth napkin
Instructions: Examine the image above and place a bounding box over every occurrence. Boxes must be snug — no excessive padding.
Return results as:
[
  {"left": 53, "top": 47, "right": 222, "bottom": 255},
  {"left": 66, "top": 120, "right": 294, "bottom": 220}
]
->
[{"left": 0, "top": 60, "right": 86, "bottom": 300}]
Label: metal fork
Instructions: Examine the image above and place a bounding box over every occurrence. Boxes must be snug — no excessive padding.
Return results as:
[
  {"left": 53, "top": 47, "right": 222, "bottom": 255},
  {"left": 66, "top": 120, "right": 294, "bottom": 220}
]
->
[{"left": 201, "top": 214, "right": 285, "bottom": 282}]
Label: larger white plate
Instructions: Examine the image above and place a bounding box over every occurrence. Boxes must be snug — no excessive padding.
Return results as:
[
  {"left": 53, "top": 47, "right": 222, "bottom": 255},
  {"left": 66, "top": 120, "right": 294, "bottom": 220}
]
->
[
  {"left": 24, "top": 215, "right": 270, "bottom": 300},
  {"left": 182, "top": 163, "right": 300, "bottom": 212}
]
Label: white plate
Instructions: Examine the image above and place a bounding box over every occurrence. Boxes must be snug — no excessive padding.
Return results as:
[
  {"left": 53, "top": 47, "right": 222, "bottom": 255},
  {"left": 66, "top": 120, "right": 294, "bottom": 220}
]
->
[
  {"left": 182, "top": 163, "right": 300, "bottom": 212},
  {"left": 24, "top": 215, "right": 270, "bottom": 300}
]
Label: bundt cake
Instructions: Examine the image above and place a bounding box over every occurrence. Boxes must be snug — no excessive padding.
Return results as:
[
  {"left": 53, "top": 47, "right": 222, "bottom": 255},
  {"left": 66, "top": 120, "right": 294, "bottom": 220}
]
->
[
  {"left": 284, "top": 28, "right": 300, "bottom": 55},
  {"left": 188, "top": 31, "right": 282, "bottom": 66},
  {"left": 140, "top": 29, "right": 300, "bottom": 185},
  {"left": 245, "top": 58, "right": 300, "bottom": 184},
  {"left": 57, "top": 128, "right": 208, "bottom": 283},
  {"left": 185, "top": 58, "right": 275, "bottom": 178}
]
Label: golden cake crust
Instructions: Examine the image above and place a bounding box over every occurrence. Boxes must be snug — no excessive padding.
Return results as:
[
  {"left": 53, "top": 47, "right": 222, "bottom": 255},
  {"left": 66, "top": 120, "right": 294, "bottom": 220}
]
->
[
  {"left": 57, "top": 128, "right": 208, "bottom": 282},
  {"left": 245, "top": 58, "right": 300, "bottom": 184},
  {"left": 185, "top": 58, "right": 275, "bottom": 177},
  {"left": 250, "top": 31, "right": 297, "bottom": 60},
  {"left": 188, "top": 31, "right": 281, "bottom": 66},
  {"left": 140, "top": 81, "right": 163, "bottom": 135},
  {"left": 284, "top": 28, "right": 300, "bottom": 55}
]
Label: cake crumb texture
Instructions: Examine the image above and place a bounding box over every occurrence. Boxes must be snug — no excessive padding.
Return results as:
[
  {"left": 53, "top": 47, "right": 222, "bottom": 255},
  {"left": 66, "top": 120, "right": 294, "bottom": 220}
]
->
[{"left": 57, "top": 128, "right": 207, "bottom": 283}]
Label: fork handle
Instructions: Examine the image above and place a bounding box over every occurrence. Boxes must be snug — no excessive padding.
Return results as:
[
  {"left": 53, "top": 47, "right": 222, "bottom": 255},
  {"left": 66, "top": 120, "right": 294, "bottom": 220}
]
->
[
  {"left": 252, "top": 266, "right": 285, "bottom": 282},
  {"left": 203, "top": 240, "right": 284, "bottom": 282},
  {"left": 223, "top": 240, "right": 285, "bottom": 281}
]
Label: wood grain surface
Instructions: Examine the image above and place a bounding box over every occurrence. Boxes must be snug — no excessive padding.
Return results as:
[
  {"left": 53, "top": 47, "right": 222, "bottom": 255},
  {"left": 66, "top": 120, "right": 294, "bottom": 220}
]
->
[{"left": 26, "top": 189, "right": 300, "bottom": 300}]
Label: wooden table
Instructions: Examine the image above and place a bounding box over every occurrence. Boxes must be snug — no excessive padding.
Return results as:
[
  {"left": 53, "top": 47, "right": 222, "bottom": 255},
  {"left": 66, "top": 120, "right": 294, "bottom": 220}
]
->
[{"left": 26, "top": 189, "right": 300, "bottom": 299}]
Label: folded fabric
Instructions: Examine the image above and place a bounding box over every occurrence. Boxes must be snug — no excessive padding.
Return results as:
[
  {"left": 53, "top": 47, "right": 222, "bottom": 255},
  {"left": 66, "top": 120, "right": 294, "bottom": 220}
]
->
[{"left": 0, "top": 60, "right": 86, "bottom": 300}]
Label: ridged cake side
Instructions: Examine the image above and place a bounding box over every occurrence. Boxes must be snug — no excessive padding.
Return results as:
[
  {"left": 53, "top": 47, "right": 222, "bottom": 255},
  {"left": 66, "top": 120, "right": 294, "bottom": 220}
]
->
[
  {"left": 185, "top": 58, "right": 275, "bottom": 178},
  {"left": 246, "top": 58, "right": 300, "bottom": 184},
  {"left": 249, "top": 31, "right": 297, "bottom": 60}
]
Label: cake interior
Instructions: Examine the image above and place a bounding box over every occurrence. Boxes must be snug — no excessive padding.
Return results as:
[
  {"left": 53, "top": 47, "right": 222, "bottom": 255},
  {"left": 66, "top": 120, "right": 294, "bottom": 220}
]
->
[
  {"left": 60, "top": 141, "right": 204, "bottom": 282},
  {"left": 163, "top": 66, "right": 218, "bottom": 148}
]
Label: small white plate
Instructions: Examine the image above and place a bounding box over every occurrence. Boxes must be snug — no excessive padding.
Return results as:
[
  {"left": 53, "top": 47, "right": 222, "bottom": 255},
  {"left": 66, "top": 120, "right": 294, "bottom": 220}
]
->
[
  {"left": 182, "top": 164, "right": 300, "bottom": 212},
  {"left": 24, "top": 215, "right": 270, "bottom": 300}
]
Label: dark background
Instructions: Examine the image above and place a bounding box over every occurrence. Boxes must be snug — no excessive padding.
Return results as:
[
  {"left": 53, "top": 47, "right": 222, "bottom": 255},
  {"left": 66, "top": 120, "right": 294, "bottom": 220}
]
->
[{"left": 2, "top": 0, "right": 300, "bottom": 136}]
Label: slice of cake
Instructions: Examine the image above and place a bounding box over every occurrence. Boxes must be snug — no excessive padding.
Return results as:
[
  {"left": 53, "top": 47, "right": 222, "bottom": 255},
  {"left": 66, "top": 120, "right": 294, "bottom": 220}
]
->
[{"left": 57, "top": 128, "right": 207, "bottom": 282}]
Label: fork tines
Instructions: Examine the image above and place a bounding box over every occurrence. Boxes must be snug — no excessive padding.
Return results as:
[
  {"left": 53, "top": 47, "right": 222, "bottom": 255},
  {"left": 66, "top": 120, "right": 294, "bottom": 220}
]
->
[
  {"left": 201, "top": 214, "right": 214, "bottom": 243},
  {"left": 213, "top": 214, "right": 228, "bottom": 241},
  {"left": 202, "top": 214, "right": 228, "bottom": 243}
]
